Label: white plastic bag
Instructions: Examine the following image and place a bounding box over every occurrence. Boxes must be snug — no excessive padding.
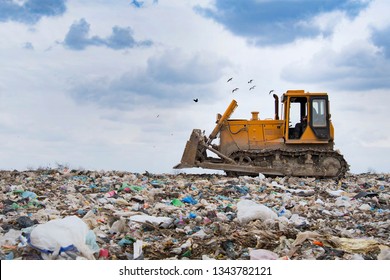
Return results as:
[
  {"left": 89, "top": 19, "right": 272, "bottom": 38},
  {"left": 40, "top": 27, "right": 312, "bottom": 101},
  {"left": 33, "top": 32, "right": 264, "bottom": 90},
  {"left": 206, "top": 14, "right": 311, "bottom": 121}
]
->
[
  {"left": 129, "top": 214, "right": 173, "bottom": 228},
  {"left": 109, "top": 218, "right": 127, "bottom": 234},
  {"left": 289, "top": 214, "right": 309, "bottom": 227},
  {"left": 28, "top": 216, "right": 98, "bottom": 259},
  {"left": 0, "top": 229, "right": 22, "bottom": 246},
  {"left": 237, "top": 199, "right": 278, "bottom": 224},
  {"left": 250, "top": 249, "right": 279, "bottom": 260},
  {"left": 378, "top": 246, "right": 390, "bottom": 260}
]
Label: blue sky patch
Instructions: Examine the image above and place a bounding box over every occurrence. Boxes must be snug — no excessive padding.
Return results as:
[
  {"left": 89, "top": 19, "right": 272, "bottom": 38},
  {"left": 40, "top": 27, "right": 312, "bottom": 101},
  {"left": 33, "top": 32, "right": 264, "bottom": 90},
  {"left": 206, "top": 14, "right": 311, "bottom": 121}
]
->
[
  {"left": 130, "top": 0, "right": 158, "bottom": 9},
  {"left": 195, "top": 0, "right": 371, "bottom": 45},
  {"left": 131, "top": 0, "right": 143, "bottom": 8},
  {"left": 371, "top": 26, "right": 390, "bottom": 59},
  {"left": 0, "top": 0, "right": 67, "bottom": 24}
]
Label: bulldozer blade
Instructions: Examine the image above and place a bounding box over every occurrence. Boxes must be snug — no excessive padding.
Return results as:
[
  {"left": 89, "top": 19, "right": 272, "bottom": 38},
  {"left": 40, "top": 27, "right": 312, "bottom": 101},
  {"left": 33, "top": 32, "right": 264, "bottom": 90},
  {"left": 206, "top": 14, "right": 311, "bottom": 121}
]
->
[{"left": 173, "top": 129, "right": 203, "bottom": 169}]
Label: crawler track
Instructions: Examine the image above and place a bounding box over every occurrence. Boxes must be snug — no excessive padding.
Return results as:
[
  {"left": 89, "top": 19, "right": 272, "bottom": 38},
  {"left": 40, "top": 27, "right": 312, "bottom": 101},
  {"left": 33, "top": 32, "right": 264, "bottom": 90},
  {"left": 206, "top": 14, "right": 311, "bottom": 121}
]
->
[{"left": 225, "top": 148, "right": 349, "bottom": 178}]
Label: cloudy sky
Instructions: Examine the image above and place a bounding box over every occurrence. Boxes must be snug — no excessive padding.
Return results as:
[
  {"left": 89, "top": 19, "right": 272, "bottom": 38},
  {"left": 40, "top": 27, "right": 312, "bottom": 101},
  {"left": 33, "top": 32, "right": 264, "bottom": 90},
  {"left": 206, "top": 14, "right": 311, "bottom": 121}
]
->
[{"left": 0, "top": 0, "right": 389, "bottom": 174}]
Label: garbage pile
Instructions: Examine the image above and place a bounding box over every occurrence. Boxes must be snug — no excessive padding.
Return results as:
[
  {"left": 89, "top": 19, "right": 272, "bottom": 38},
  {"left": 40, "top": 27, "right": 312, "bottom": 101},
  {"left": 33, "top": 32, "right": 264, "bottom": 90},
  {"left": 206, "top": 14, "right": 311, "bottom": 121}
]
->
[{"left": 1, "top": 169, "right": 389, "bottom": 260}]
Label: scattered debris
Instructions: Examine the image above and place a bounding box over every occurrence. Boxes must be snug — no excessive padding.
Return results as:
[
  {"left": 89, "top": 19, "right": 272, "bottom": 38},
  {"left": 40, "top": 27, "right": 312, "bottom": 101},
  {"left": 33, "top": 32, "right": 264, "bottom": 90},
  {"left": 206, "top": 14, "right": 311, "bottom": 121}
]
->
[{"left": 0, "top": 170, "right": 389, "bottom": 260}]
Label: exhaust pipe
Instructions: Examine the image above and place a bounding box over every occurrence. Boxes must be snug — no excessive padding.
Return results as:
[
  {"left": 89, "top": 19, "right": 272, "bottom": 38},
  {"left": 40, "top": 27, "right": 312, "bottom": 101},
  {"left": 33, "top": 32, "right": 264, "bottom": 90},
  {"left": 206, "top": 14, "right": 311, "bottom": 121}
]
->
[{"left": 273, "top": 94, "right": 279, "bottom": 120}]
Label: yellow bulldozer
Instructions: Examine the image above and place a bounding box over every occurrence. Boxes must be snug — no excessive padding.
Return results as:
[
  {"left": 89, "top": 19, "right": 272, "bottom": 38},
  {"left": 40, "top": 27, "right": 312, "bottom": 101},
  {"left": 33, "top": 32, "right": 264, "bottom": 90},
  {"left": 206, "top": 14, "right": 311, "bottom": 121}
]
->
[{"left": 174, "top": 90, "right": 349, "bottom": 178}]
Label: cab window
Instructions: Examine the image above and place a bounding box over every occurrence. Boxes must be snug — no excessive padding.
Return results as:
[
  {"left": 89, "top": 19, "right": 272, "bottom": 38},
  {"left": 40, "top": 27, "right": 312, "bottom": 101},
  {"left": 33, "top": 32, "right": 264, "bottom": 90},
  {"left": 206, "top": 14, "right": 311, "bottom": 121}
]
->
[{"left": 312, "top": 99, "right": 326, "bottom": 127}]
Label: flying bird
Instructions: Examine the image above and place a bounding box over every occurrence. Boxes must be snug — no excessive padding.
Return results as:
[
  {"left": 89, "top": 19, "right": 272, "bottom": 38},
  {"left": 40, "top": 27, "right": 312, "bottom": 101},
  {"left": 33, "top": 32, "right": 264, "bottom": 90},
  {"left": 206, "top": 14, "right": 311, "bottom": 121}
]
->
[
  {"left": 130, "top": 0, "right": 142, "bottom": 8},
  {"left": 249, "top": 85, "right": 256, "bottom": 91},
  {"left": 193, "top": 98, "right": 198, "bottom": 102},
  {"left": 227, "top": 77, "right": 233, "bottom": 82},
  {"left": 248, "top": 79, "right": 253, "bottom": 84},
  {"left": 232, "top": 88, "right": 239, "bottom": 93},
  {"left": 269, "top": 89, "right": 274, "bottom": 95}
]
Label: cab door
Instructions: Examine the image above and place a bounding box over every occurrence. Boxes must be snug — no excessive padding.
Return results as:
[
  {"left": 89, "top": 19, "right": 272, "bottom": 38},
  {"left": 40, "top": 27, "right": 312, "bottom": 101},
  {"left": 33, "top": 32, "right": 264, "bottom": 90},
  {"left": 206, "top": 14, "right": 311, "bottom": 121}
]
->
[{"left": 310, "top": 97, "right": 330, "bottom": 140}]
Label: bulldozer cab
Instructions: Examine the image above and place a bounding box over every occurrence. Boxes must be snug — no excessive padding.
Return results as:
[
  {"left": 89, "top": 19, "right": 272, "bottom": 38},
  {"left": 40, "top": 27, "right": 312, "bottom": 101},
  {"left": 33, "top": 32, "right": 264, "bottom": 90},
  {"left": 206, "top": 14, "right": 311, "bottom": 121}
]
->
[{"left": 283, "top": 90, "right": 332, "bottom": 143}]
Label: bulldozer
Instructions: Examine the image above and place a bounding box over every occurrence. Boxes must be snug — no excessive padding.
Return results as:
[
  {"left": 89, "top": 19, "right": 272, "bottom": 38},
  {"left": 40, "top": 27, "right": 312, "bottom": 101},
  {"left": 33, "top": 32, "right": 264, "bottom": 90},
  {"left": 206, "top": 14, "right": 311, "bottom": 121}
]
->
[{"left": 174, "top": 90, "right": 349, "bottom": 178}]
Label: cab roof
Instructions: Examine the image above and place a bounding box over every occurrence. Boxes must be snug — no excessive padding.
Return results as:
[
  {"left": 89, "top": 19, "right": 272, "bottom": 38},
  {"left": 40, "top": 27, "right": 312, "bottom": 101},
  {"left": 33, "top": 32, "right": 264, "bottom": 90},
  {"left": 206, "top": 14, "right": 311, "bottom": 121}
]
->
[{"left": 284, "top": 90, "right": 328, "bottom": 97}]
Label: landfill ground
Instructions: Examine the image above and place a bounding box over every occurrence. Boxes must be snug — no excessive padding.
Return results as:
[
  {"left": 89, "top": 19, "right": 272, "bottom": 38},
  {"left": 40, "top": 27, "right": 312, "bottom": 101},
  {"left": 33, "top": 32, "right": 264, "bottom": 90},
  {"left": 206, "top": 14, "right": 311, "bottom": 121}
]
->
[{"left": 0, "top": 169, "right": 389, "bottom": 260}]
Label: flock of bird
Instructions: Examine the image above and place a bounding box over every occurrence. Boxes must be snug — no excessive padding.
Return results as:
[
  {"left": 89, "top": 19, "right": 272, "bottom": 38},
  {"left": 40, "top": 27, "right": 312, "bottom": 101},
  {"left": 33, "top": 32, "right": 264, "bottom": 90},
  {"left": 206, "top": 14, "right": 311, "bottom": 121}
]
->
[
  {"left": 227, "top": 77, "right": 255, "bottom": 93},
  {"left": 191, "top": 77, "right": 274, "bottom": 103},
  {"left": 226, "top": 77, "right": 273, "bottom": 95}
]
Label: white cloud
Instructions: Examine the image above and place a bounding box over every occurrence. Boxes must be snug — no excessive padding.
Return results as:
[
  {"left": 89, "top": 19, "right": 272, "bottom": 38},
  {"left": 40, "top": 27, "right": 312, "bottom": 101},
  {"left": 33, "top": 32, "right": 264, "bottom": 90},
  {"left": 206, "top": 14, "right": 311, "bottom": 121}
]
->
[
  {"left": 280, "top": 0, "right": 390, "bottom": 91},
  {"left": 67, "top": 48, "right": 230, "bottom": 110}
]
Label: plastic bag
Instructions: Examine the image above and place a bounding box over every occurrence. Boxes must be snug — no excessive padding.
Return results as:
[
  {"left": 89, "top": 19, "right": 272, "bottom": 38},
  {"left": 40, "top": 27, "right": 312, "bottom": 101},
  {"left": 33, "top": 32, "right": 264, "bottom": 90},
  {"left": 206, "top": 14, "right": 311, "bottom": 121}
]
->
[
  {"left": 129, "top": 214, "right": 173, "bottom": 228},
  {"left": 378, "top": 246, "right": 390, "bottom": 260},
  {"left": 289, "top": 214, "right": 309, "bottom": 227},
  {"left": 237, "top": 199, "right": 277, "bottom": 224},
  {"left": 250, "top": 249, "right": 279, "bottom": 260},
  {"left": 28, "top": 216, "right": 99, "bottom": 259},
  {"left": 181, "top": 196, "right": 198, "bottom": 205},
  {"left": 109, "top": 219, "right": 127, "bottom": 234},
  {"left": 0, "top": 229, "right": 22, "bottom": 246},
  {"left": 328, "top": 237, "right": 380, "bottom": 254}
]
